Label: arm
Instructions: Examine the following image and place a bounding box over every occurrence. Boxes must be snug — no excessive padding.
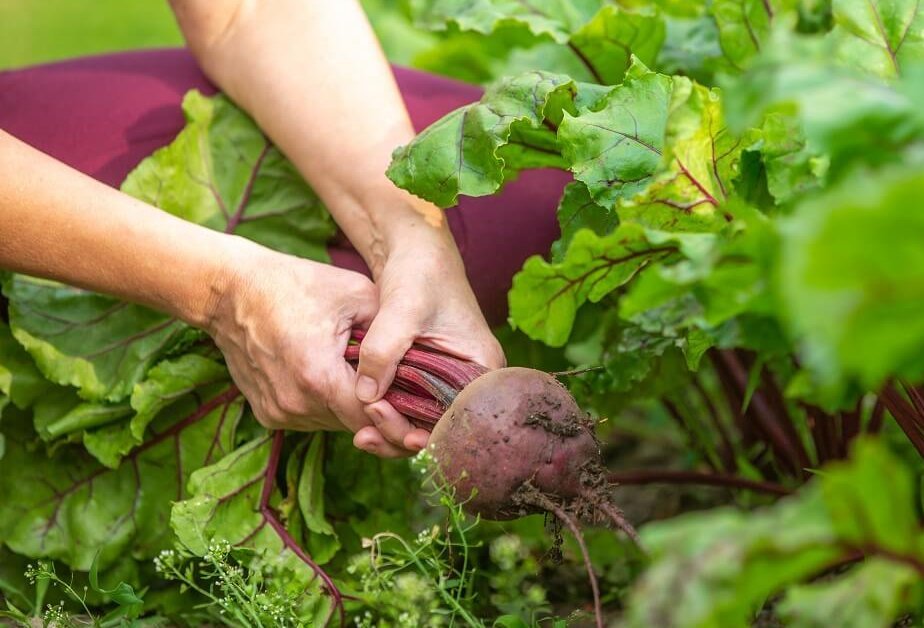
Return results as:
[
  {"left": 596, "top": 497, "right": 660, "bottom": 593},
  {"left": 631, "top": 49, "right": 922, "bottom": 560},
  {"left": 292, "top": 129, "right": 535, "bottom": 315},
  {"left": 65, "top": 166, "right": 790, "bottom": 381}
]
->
[
  {"left": 0, "top": 130, "right": 228, "bottom": 326},
  {"left": 0, "top": 131, "right": 409, "bottom": 454},
  {"left": 169, "top": 0, "right": 441, "bottom": 273},
  {"left": 171, "top": 0, "right": 505, "bottom": 452}
]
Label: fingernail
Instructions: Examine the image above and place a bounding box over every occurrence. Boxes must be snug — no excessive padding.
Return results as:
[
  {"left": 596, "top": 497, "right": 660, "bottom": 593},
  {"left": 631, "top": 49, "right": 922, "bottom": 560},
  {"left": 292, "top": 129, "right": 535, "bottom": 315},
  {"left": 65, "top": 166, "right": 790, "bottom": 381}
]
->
[{"left": 355, "top": 375, "right": 378, "bottom": 403}]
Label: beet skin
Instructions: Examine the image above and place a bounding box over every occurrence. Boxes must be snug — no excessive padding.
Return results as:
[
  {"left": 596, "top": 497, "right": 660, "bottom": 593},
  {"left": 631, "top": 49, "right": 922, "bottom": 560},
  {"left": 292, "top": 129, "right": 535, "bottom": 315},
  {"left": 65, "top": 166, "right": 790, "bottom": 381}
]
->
[{"left": 428, "top": 367, "right": 601, "bottom": 520}]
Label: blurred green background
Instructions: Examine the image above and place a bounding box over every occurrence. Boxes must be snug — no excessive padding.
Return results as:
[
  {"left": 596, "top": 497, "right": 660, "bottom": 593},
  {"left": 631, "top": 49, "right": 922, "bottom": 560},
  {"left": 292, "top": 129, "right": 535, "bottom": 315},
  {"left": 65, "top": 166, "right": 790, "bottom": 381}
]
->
[
  {"left": 0, "top": 1, "right": 182, "bottom": 69},
  {"left": 0, "top": 0, "right": 435, "bottom": 71}
]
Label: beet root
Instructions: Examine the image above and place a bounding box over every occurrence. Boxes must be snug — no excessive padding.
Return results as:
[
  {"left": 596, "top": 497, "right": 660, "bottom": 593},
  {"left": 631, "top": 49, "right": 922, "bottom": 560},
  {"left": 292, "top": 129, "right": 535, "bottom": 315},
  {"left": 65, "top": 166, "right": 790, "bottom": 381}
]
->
[
  {"left": 346, "top": 334, "right": 640, "bottom": 628},
  {"left": 427, "top": 367, "right": 597, "bottom": 518}
]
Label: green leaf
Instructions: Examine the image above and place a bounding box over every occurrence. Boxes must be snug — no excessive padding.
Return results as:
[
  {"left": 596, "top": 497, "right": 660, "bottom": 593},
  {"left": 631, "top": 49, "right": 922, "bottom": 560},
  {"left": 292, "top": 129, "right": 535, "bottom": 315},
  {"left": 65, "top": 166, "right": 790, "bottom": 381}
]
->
[
  {"left": 128, "top": 355, "right": 229, "bottom": 441},
  {"left": 170, "top": 433, "right": 327, "bottom": 580},
  {"left": 0, "top": 321, "right": 52, "bottom": 410},
  {"left": 122, "top": 90, "right": 335, "bottom": 261},
  {"left": 657, "top": 13, "right": 726, "bottom": 83},
  {"left": 829, "top": 0, "right": 924, "bottom": 79},
  {"left": 297, "top": 434, "right": 340, "bottom": 564},
  {"left": 387, "top": 71, "right": 579, "bottom": 207},
  {"left": 82, "top": 420, "right": 139, "bottom": 470},
  {"left": 3, "top": 276, "right": 189, "bottom": 403},
  {"left": 622, "top": 437, "right": 924, "bottom": 628},
  {"left": 616, "top": 77, "right": 751, "bottom": 232},
  {"left": 0, "top": 388, "right": 243, "bottom": 570},
  {"left": 411, "top": 0, "right": 604, "bottom": 43},
  {"left": 550, "top": 181, "right": 618, "bottom": 262},
  {"left": 509, "top": 224, "right": 714, "bottom": 346},
  {"left": 561, "top": 61, "right": 748, "bottom": 232},
  {"left": 779, "top": 167, "right": 924, "bottom": 393},
  {"left": 171, "top": 434, "right": 275, "bottom": 555},
  {"left": 623, "top": 489, "right": 840, "bottom": 627},
  {"left": 559, "top": 61, "right": 673, "bottom": 206},
  {"left": 820, "top": 437, "right": 920, "bottom": 555},
  {"left": 80, "top": 355, "right": 229, "bottom": 468},
  {"left": 710, "top": 0, "right": 798, "bottom": 71},
  {"left": 569, "top": 5, "right": 666, "bottom": 84},
  {"left": 758, "top": 112, "right": 826, "bottom": 205},
  {"left": 778, "top": 559, "right": 924, "bottom": 628},
  {"left": 89, "top": 553, "right": 144, "bottom": 606},
  {"left": 41, "top": 402, "right": 132, "bottom": 441},
  {"left": 722, "top": 32, "right": 924, "bottom": 179}
]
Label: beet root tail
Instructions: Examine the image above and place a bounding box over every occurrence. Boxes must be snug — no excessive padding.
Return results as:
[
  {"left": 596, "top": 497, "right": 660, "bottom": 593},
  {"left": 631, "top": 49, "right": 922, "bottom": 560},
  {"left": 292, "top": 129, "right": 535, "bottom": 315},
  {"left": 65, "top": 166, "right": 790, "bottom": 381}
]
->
[
  {"left": 597, "top": 499, "right": 642, "bottom": 547},
  {"left": 522, "top": 490, "right": 604, "bottom": 628}
]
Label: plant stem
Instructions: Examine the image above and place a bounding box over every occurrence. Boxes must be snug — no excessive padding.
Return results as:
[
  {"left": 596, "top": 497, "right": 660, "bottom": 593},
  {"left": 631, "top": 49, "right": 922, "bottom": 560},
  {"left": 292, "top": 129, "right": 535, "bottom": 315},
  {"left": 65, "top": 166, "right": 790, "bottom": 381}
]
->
[
  {"left": 260, "top": 430, "right": 345, "bottom": 627},
  {"left": 880, "top": 385, "right": 924, "bottom": 456},
  {"left": 691, "top": 374, "right": 738, "bottom": 472},
  {"left": 661, "top": 397, "right": 720, "bottom": 471},
  {"left": 712, "top": 351, "right": 810, "bottom": 477},
  {"left": 607, "top": 468, "right": 792, "bottom": 496},
  {"left": 867, "top": 398, "right": 886, "bottom": 433}
]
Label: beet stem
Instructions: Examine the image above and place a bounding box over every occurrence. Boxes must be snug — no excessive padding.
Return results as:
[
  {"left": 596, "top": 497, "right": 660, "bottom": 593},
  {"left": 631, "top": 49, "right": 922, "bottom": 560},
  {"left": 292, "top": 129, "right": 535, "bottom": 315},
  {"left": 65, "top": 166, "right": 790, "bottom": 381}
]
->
[
  {"left": 349, "top": 329, "right": 486, "bottom": 391},
  {"left": 383, "top": 389, "right": 443, "bottom": 429},
  {"left": 395, "top": 364, "right": 458, "bottom": 407},
  {"left": 261, "top": 431, "right": 345, "bottom": 627}
]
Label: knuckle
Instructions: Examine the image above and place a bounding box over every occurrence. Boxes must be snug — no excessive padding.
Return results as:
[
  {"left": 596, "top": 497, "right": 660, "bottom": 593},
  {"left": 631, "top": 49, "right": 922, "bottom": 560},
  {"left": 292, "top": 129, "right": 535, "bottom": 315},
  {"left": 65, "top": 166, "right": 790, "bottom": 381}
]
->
[{"left": 348, "top": 276, "right": 377, "bottom": 302}]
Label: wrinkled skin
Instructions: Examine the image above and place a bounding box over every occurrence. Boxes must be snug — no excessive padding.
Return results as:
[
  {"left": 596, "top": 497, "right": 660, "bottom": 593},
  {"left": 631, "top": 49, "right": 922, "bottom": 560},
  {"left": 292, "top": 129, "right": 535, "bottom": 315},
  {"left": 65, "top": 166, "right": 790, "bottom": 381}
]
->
[{"left": 429, "top": 368, "right": 601, "bottom": 519}]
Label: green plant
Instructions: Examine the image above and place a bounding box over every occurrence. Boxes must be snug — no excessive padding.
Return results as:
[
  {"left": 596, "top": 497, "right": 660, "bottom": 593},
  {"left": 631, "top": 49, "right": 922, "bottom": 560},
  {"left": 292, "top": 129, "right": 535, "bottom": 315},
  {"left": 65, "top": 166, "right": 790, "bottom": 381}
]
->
[
  {"left": 153, "top": 542, "right": 322, "bottom": 627},
  {"left": 4, "top": 1, "right": 924, "bottom": 626}
]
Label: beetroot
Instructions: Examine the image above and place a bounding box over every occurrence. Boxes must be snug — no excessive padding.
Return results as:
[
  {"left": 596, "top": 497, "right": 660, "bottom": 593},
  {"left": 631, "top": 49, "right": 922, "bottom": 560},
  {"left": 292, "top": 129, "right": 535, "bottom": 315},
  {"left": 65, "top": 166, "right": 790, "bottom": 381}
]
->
[
  {"left": 429, "top": 368, "right": 599, "bottom": 518},
  {"left": 346, "top": 331, "right": 639, "bottom": 628}
]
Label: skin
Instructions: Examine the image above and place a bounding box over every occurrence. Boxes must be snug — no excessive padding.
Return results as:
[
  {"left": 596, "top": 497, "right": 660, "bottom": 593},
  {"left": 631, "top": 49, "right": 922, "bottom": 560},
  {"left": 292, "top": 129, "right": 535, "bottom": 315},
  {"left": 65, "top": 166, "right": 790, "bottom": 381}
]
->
[{"left": 0, "top": 0, "right": 503, "bottom": 458}]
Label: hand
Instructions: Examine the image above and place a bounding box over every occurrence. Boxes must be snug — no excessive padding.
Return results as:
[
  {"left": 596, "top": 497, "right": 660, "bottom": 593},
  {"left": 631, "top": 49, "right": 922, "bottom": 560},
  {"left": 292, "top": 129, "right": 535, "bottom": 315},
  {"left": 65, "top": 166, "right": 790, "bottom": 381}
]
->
[
  {"left": 207, "top": 238, "right": 413, "bottom": 457},
  {"left": 352, "top": 237, "right": 505, "bottom": 454}
]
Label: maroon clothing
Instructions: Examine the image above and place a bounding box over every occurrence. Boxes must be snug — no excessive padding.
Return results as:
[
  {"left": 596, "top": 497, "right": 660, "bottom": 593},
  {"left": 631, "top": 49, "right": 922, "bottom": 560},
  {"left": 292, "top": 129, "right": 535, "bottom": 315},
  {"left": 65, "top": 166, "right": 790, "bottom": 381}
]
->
[{"left": 0, "top": 49, "right": 568, "bottom": 325}]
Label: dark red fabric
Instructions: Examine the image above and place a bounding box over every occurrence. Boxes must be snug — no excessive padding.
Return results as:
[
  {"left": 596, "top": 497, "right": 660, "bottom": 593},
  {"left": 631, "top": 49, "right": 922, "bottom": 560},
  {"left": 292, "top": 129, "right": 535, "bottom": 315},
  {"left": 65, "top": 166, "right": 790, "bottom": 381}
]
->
[{"left": 0, "top": 49, "right": 568, "bottom": 325}]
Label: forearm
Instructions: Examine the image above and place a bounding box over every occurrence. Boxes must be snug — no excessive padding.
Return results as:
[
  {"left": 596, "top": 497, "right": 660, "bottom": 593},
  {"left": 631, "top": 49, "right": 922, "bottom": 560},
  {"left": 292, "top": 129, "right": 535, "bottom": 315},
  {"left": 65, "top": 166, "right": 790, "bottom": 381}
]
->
[
  {"left": 171, "top": 0, "right": 452, "bottom": 276},
  {"left": 0, "top": 131, "right": 235, "bottom": 327}
]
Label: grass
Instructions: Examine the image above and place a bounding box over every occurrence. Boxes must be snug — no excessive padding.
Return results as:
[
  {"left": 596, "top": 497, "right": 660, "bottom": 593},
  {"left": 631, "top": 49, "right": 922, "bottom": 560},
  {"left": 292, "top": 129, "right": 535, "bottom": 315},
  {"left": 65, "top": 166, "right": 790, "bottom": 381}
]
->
[{"left": 0, "top": 0, "right": 182, "bottom": 70}]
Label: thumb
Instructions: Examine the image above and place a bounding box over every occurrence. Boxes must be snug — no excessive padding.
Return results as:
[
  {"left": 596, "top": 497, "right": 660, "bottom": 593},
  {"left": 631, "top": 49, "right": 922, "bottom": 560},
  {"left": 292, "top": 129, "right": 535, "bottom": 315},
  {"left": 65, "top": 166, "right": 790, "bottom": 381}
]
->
[{"left": 354, "top": 308, "right": 417, "bottom": 404}]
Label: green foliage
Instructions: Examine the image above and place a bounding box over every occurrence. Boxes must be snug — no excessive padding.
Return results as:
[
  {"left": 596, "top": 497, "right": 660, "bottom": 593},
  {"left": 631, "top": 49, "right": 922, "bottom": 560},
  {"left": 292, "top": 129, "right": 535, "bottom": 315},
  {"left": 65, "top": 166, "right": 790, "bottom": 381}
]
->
[
  {"left": 387, "top": 71, "right": 583, "bottom": 207},
  {"left": 621, "top": 439, "right": 924, "bottom": 627},
  {"left": 381, "top": 3, "right": 924, "bottom": 624},
  {"left": 6, "top": 2, "right": 924, "bottom": 626},
  {"left": 407, "top": 0, "right": 668, "bottom": 84},
  {"left": 779, "top": 167, "right": 924, "bottom": 398},
  {"left": 154, "top": 542, "right": 325, "bottom": 627},
  {"left": 829, "top": 0, "right": 924, "bottom": 78}
]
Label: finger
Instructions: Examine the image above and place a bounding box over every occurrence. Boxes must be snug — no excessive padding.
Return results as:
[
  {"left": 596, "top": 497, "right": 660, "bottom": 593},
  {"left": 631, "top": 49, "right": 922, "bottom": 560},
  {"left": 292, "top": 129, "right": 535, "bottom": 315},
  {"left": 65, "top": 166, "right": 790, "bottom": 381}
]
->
[
  {"left": 403, "top": 428, "right": 431, "bottom": 452},
  {"left": 346, "top": 274, "right": 380, "bottom": 328},
  {"left": 364, "top": 398, "right": 415, "bottom": 449},
  {"left": 353, "top": 426, "right": 413, "bottom": 458},
  {"left": 474, "top": 334, "right": 506, "bottom": 370},
  {"left": 355, "top": 307, "right": 417, "bottom": 404},
  {"left": 326, "top": 360, "right": 378, "bottom": 430}
]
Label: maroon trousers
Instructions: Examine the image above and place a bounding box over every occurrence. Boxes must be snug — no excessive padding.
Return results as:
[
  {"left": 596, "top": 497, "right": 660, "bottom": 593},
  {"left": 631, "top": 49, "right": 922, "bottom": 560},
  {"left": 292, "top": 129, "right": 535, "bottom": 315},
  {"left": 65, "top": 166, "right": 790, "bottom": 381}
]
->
[{"left": 0, "top": 50, "right": 568, "bottom": 326}]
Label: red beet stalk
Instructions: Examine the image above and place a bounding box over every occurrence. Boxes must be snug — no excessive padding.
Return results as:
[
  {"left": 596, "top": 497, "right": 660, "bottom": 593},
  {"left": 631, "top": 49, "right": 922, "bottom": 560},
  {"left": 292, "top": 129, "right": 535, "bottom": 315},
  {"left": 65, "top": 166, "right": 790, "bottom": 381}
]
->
[{"left": 345, "top": 330, "right": 487, "bottom": 429}]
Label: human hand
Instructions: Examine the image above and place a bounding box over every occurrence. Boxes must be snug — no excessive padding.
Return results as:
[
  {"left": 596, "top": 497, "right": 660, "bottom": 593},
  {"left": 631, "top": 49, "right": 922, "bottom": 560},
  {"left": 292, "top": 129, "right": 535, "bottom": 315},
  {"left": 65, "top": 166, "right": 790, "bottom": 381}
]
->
[
  {"left": 207, "top": 238, "right": 414, "bottom": 457},
  {"left": 352, "top": 236, "right": 505, "bottom": 454}
]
